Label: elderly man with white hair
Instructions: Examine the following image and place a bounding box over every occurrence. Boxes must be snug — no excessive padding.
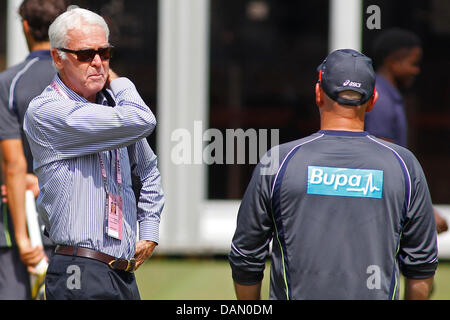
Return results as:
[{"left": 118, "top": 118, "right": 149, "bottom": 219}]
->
[{"left": 23, "top": 7, "right": 164, "bottom": 300}]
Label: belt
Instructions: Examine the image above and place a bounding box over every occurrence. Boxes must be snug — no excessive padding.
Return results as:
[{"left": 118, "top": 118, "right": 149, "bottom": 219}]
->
[{"left": 55, "top": 245, "right": 136, "bottom": 273}]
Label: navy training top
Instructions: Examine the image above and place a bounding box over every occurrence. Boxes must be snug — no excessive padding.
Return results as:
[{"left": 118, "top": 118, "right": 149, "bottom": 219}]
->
[
  {"left": 0, "top": 50, "right": 55, "bottom": 248},
  {"left": 229, "top": 130, "right": 437, "bottom": 300}
]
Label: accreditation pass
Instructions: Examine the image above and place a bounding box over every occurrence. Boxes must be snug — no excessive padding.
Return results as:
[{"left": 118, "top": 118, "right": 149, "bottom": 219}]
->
[{"left": 106, "top": 193, "right": 123, "bottom": 240}]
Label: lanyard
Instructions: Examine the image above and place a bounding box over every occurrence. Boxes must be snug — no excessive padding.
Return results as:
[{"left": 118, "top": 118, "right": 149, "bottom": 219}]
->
[
  {"left": 98, "top": 150, "right": 123, "bottom": 195},
  {"left": 51, "top": 80, "right": 70, "bottom": 99},
  {"left": 51, "top": 79, "right": 123, "bottom": 195}
]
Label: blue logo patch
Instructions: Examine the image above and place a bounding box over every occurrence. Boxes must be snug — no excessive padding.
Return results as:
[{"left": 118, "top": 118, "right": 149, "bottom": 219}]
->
[{"left": 307, "top": 166, "right": 383, "bottom": 199}]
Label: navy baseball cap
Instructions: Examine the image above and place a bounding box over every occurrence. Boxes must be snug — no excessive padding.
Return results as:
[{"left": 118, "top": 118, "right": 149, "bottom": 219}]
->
[{"left": 317, "top": 49, "right": 376, "bottom": 106}]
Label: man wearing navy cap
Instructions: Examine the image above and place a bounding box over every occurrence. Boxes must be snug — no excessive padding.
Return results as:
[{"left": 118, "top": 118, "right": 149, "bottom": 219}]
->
[{"left": 229, "top": 49, "right": 438, "bottom": 300}]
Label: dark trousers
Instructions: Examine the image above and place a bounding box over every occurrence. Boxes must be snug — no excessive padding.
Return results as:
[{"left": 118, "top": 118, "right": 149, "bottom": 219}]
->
[
  {"left": 0, "top": 247, "right": 30, "bottom": 299},
  {"left": 0, "top": 246, "right": 54, "bottom": 300},
  {"left": 45, "top": 253, "right": 141, "bottom": 300}
]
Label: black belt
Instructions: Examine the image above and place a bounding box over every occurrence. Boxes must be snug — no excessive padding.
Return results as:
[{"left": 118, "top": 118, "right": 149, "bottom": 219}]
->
[{"left": 55, "top": 245, "right": 136, "bottom": 273}]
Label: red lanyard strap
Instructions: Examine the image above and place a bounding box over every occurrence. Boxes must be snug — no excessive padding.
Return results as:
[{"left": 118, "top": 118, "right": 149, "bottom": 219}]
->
[{"left": 51, "top": 81, "right": 69, "bottom": 99}]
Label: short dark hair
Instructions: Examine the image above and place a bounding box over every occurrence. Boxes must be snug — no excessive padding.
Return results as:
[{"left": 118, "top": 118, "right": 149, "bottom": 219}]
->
[
  {"left": 372, "top": 28, "right": 422, "bottom": 70},
  {"left": 19, "top": 0, "right": 69, "bottom": 42}
]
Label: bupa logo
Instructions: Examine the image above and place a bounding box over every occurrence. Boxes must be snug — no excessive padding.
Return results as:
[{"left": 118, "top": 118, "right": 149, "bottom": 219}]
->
[
  {"left": 307, "top": 166, "right": 383, "bottom": 199},
  {"left": 343, "top": 80, "right": 362, "bottom": 88}
]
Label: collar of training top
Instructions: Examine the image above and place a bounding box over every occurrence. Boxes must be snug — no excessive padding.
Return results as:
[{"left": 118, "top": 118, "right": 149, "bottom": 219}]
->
[
  {"left": 319, "top": 130, "right": 369, "bottom": 137},
  {"left": 27, "top": 50, "right": 52, "bottom": 60}
]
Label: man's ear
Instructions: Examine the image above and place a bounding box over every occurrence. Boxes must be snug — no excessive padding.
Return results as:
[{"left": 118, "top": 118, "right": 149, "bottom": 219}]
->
[
  {"left": 22, "top": 20, "right": 30, "bottom": 35},
  {"left": 365, "top": 90, "right": 379, "bottom": 113},
  {"left": 51, "top": 49, "right": 63, "bottom": 70},
  {"left": 22, "top": 20, "right": 34, "bottom": 50},
  {"left": 315, "top": 83, "right": 324, "bottom": 108}
]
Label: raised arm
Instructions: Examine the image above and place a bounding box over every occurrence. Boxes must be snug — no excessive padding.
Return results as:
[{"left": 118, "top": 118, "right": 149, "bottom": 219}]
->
[{"left": 24, "top": 77, "right": 156, "bottom": 164}]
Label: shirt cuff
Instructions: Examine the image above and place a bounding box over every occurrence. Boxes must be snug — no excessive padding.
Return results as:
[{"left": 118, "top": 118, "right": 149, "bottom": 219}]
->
[
  {"left": 401, "top": 261, "right": 438, "bottom": 279},
  {"left": 138, "top": 218, "right": 160, "bottom": 244},
  {"left": 0, "top": 133, "right": 22, "bottom": 140},
  {"left": 231, "top": 267, "right": 264, "bottom": 285}
]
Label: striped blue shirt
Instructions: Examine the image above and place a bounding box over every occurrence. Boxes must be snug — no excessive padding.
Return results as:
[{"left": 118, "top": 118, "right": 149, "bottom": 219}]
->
[{"left": 23, "top": 75, "right": 164, "bottom": 259}]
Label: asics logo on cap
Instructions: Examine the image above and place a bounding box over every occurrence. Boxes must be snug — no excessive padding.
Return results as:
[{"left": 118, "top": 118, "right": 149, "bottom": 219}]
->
[{"left": 343, "top": 80, "right": 362, "bottom": 88}]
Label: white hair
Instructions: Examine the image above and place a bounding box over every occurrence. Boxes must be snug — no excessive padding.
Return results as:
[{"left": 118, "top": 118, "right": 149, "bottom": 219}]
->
[{"left": 49, "top": 6, "right": 110, "bottom": 60}]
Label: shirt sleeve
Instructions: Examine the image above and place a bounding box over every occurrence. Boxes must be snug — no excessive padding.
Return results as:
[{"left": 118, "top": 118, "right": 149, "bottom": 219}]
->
[
  {"left": 0, "top": 77, "right": 21, "bottom": 141},
  {"left": 127, "top": 139, "right": 164, "bottom": 244},
  {"left": 398, "top": 156, "right": 438, "bottom": 279},
  {"left": 24, "top": 78, "right": 156, "bottom": 163},
  {"left": 229, "top": 150, "right": 277, "bottom": 285}
]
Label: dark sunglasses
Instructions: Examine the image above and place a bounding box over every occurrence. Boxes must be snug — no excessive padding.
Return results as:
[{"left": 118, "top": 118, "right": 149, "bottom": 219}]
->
[{"left": 57, "top": 46, "right": 114, "bottom": 62}]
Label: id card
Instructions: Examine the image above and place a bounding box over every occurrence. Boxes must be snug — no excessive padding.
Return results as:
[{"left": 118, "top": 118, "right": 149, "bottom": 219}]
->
[{"left": 106, "top": 193, "right": 123, "bottom": 240}]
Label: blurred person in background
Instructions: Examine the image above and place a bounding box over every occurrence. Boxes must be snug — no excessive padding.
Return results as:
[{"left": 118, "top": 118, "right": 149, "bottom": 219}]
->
[
  {"left": 364, "top": 28, "right": 448, "bottom": 235},
  {"left": 0, "top": 0, "right": 68, "bottom": 299}
]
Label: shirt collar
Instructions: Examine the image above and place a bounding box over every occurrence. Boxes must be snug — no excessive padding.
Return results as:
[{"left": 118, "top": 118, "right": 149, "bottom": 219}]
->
[
  {"left": 53, "top": 74, "right": 89, "bottom": 102},
  {"left": 318, "top": 130, "right": 369, "bottom": 137},
  {"left": 376, "top": 74, "right": 403, "bottom": 103},
  {"left": 26, "top": 50, "right": 52, "bottom": 60}
]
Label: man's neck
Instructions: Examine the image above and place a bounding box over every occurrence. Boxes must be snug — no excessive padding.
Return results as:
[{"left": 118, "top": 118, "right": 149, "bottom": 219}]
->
[
  {"left": 57, "top": 73, "right": 98, "bottom": 103},
  {"left": 320, "top": 116, "right": 365, "bottom": 132},
  {"left": 320, "top": 124, "right": 364, "bottom": 132},
  {"left": 30, "top": 41, "right": 51, "bottom": 52},
  {"left": 320, "top": 106, "right": 366, "bottom": 132}
]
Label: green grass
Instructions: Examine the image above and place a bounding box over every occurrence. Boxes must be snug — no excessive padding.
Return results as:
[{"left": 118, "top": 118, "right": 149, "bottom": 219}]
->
[
  {"left": 135, "top": 257, "right": 450, "bottom": 300},
  {"left": 135, "top": 256, "right": 269, "bottom": 300},
  {"left": 427, "top": 261, "right": 450, "bottom": 300}
]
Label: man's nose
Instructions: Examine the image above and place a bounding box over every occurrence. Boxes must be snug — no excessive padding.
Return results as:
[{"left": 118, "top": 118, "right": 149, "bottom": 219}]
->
[{"left": 91, "top": 53, "right": 103, "bottom": 66}]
